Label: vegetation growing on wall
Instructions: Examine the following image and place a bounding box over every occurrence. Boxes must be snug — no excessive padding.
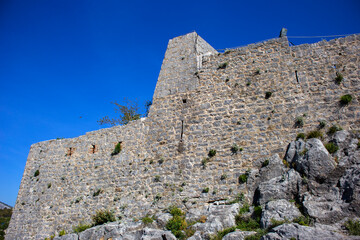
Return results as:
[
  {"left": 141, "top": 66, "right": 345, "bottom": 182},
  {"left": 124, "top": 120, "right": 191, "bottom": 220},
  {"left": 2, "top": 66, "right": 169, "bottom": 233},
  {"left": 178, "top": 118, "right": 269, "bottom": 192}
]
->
[{"left": 111, "top": 142, "right": 122, "bottom": 156}]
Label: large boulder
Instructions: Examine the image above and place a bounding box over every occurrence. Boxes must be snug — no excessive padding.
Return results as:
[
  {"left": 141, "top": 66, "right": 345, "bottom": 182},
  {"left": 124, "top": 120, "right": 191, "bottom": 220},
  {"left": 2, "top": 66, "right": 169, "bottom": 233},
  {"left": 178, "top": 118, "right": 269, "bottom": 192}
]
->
[
  {"left": 77, "top": 221, "right": 144, "bottom": 240},
  {"left": 260, "top": 199, "right": 302, "bottom": 229},
  {"left": 254, "top": 169, "right": 301, "bottom": 205},
  {"left": 302, "top": 191, "right": 347, "bottom": 224},
  {"left": 261, "top": 223, "right": 349, "bottom": 240},
  {"left": 284, "top": 139, "right": 306, "bottom": 165},
  {"left": 286, "top": 138, "right": 336, "bottom": 182},
  {"left": 247, "top": 155, "right": 288, "bottom": 197},
  {"left": 257, "top": 154, "right": 288, "bottom": 183},
  {"left": 188, "top": 203, "right": 240, "bottom": 236}
]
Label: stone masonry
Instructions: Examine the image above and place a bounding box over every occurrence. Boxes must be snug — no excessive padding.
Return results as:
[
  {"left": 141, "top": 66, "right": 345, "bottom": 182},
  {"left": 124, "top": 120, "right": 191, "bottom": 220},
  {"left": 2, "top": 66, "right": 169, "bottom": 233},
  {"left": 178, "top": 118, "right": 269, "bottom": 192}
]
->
[{"left": 6, "top": 32, "right": 360, "bottom": 239}]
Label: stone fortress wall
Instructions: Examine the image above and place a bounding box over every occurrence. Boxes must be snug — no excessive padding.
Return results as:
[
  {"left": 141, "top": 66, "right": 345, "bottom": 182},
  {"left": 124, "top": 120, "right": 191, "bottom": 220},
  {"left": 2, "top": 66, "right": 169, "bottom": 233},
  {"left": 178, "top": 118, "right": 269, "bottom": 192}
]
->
[{"left": 6, "top": 32, "right": 360, "bottom": 239}]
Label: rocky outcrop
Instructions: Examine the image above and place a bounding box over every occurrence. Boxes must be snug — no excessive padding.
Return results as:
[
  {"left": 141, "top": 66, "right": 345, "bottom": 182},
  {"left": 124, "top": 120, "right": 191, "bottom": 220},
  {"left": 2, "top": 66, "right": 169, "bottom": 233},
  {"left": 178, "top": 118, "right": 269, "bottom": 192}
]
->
[
  {"left": 286, "top": 138, "right": 336, "bottom": 182},
  {"left": 260, "top": 200, "right": 302, "bottom": 229},
  {"left": 187, "top": 203, "right": 240, "bottom": 234},
  {"left": 222, "top": 230, "right": 256, "bottom": 240},
  {"left": 262, "top": 223, "right": 350, "bottom": 240},
  {"left": 254, "top": 169, "right": 301, "bottom": 205},
  {"left": 54, "top": 222, "right": 176, "bottom": 240}
]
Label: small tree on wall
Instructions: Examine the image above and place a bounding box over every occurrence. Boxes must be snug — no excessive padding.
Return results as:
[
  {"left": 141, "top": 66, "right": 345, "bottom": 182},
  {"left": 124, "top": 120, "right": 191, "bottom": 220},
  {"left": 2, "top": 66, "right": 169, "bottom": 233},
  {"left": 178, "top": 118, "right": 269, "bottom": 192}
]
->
[
  {"left": 98, "top": 98, "right": 141, "bottom": 126},
  {"left": 98, "top": 98, "right": 152, "bottom": 126}
]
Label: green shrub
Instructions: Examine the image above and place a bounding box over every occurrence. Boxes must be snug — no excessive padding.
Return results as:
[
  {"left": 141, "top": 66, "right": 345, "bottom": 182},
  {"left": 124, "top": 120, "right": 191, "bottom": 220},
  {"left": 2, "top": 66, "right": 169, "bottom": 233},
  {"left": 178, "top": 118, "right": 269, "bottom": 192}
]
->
[
  {"left": 261, "top": 159, "right": 269, "bottom": 168},
  {"left": 292, "top": 215, "right": 310, "bottom": 226},
  {"left": 208, "top": 149, "right": 217, "bottom": 158},
  {"left": 239, "top": 174, "right": 248, "bottom": 184},
  {"left": 252, "top": 206, "right": 262, "bottom": 222},
  {"left": 319, "top": 120, "right": 326, "bottom": 129},
  {"left": 34, "top": 170, "right": 40, "bottom": 177},
  {"left": 231, "top": 144, "right": 239, "bottom": 154},
  {"left": 111, "top": 142, "right": 122, "bottom": 156},
  {"left": 325, "top": 142, "right": 339, "bottom": 154},
  {"left": 306, "top": 130, "right": 323, "bottom": 139},
  {"left": 335, "top": 72, "right": 343, "bottom": 84},
  {"left": 47, "top": 183, "right": 51, "bottom": 188},
  {"left": 328, "top": 125, "right": 343, "bottom": 134},
  {"left": 142, "top": 216, "right": 154, "bottom": 225},
  {"left": 201, "top": 157, "right": 209, "bottom": 168},
  {"left": 184, "top": 227, "right": 196, "bottom": 239},
  {"left": 218, "top": 62, "right": 228, "bottom": 69},
  {"left": 295, "top": 117, "right": 304, "bottom": 128},
  {"left": 296, "top": 133, "right": 305, "bottom": 140},
  {"left": 154, "top": 175, "right": 161, "bottom": 182},
  {"left": 220, "top": 174, "right": 227, "bottom": 180},
  {"left": 73, "top": 223, "right": 92, "bottom": 233},
  {"left": 344, "top": 219, "right": 360, "bottom": 235},
  {"left": 202, "top": 187, "right": 209, "bottom": 193},
  {"left": 239, "top": 203, "right": 250, "bottom": 214},
  {"left": 236, "top": 216, "right": 260, "bottom": 231},
  {"left": 92, "top": 210, "right": 116, "bottom": 226},
  {"left": 169, "top": 206, "right": 184, "bottom": 217},
  {"left": 268, "top": 219, "right": 286, "bottom": 229},
  {"left": 340, "top": 94, "right": 352, "bottom": 105},
  {"left": 235, "top": 204, "right": 266, "bottom": 240},
  {"left": 59, "top": 230, "right": 66, "bottom": 236},
  {"left": 265, "top": 92, "right": 272, "bottom": 99},
  {"left": 166, "top": 215, "right": 187, "bottom": 239}
]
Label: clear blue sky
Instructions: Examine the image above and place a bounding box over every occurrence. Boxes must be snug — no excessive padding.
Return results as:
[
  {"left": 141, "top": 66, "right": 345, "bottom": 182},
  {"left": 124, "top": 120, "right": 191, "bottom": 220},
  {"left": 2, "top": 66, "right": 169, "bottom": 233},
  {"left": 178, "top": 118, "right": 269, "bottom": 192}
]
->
[{"left": 1, "top": 0, "right": 359, "bottom": 206}]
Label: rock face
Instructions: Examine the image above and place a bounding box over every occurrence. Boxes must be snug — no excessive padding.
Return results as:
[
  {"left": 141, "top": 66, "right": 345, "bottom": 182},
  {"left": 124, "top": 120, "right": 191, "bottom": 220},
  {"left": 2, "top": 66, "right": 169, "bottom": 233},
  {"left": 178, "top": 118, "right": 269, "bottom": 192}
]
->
[
  {"left": 222, "top": 230, "right": 256, "bottom": 240},
  {"left": 254, "top": 169, "right": 301, "bottom": 205},
  {"left": 54, "top": 223, "right": 176, "bottom": 240},
  {"left": 260, "top": 200, "right": 302, "bottom": 229},
  {"left": 262, "top": 223, "right": 349, "bottom": 240},
  {"left": 187, "top": 203, "right": 240, "bottom": 236},
  {"left": 287, "top": 138, "right": 336, "bottom": 182}
]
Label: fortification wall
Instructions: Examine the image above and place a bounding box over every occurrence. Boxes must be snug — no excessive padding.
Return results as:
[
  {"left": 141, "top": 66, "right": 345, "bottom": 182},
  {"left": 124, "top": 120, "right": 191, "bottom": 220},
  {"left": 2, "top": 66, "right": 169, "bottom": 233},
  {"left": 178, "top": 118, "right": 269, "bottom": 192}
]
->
[{"left": 6, "top": 32, "right": 360, "bottom": 240}]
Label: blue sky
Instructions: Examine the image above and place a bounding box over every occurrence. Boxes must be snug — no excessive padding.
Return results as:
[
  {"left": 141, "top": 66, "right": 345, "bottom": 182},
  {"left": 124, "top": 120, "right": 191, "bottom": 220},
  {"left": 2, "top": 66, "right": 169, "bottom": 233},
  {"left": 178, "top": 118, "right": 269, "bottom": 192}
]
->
[{"left": 0, "top": 0, "right": 359, "bottom": 206}]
